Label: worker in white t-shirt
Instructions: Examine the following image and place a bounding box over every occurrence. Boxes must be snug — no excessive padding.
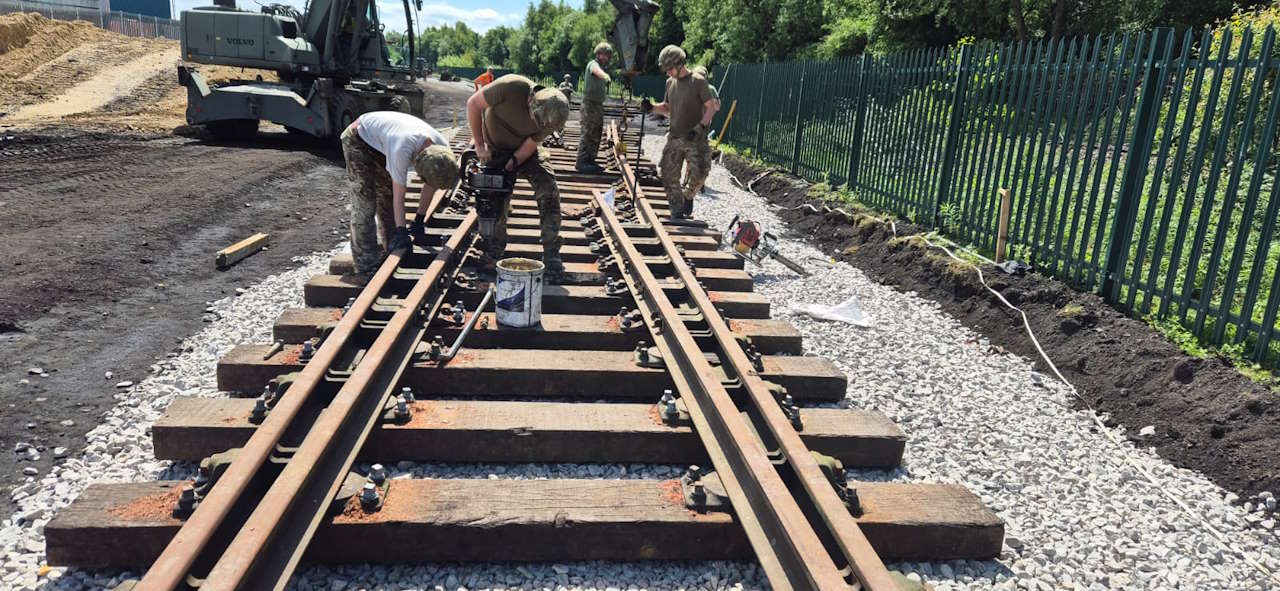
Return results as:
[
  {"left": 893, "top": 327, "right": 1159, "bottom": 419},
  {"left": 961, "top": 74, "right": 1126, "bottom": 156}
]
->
[{"left": 339, "top": 111, "right": 460, "bottom": 276}]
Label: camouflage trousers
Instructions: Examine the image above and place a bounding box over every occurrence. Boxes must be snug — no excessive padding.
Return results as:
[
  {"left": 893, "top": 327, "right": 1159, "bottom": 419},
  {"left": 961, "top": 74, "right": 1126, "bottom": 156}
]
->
[
  {"left": 341, "top": 123, "right": 397, "bottom": 276},
  {"left": 488, "top": 147, "right": 562, "bottom": 258},
  {"left": 660, "top": 134, "right": 711, "bottom": 216},
  {"left": 576, "top": 99, "right": 604, "bottom": 167}
]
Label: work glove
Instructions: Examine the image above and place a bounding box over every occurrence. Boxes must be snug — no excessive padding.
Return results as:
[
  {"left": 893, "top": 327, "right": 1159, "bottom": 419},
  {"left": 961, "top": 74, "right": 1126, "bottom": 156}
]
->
[
  {"left": 640, "top": 98, "right": 653, "bottom": 113},
  {"left": 387, "top": 226, "right": 413, "bottom": 253},
  {"left": 407, "top": 219, "right": 427, "bottom": 244}
]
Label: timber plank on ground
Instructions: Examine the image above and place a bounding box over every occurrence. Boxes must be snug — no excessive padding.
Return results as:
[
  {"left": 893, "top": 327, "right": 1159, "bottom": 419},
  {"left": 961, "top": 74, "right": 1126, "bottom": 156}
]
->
[
  {"left": 272, "top": 308, "right": 803, "bottom": 354},
  {"left": 46, "top": 480, "right": 1003, "bottom": 568},
  {"left": 152, "top": 398, "right": 905, "bottom": 467},
  {"left": 215, "top": 346, "right": 848, "bottom": 399}
]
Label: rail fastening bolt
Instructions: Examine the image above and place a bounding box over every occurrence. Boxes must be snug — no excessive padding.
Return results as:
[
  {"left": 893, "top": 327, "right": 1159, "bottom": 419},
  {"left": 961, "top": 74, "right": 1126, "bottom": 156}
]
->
[
  {"left": 250, "top": 397, "right": 268, "bottom": 424},
  {"left": 194, "top": 465, "right": 210, "bottom": 489},
  {"left": 299, "top": 340, "right": 315, "bottom": 362},
  {"left": 369, "top": 463, "right": 387, "bottom": 485},
  {"left": 686, "top": 464, "right": 702, "bottom": 481},
  {"left": 636, "top": 341, "right": 649, "bottom": 362},
  {"left": 395, "top": 396, "right": 411, "bottom": 421},
  {"left": 359, "top": 482, "right": 380, "bottom": 508},
  {"left": 400, "top": 386, "right": 415, "bottom": 402},
  {"left": 175, "top": 485, "right": 197, "bottom": 515}
]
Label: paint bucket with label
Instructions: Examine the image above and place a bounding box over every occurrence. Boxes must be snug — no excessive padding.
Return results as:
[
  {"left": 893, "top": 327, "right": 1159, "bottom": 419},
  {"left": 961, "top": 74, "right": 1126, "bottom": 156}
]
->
[{"left": 495, "top": 257, "right": 544, "bottom": 327}]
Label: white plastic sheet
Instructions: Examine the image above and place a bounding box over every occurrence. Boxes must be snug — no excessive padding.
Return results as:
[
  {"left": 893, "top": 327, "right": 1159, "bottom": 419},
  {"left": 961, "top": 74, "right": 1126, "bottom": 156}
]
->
[{"left": 794, "top": 295, "right": 873, "bottom": 327}]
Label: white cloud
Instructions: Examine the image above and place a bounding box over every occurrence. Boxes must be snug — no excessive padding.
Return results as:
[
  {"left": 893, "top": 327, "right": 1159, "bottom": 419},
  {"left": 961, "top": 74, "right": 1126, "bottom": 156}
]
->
[{"left": 415, "top": 2, "right": 521, "bottom": 32}]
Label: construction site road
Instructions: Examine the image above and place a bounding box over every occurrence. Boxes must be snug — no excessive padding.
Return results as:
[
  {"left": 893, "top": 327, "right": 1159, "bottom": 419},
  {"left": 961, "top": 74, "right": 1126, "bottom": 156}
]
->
[{"left": 0, "top": 78, "right": 474, "bottom": 511}]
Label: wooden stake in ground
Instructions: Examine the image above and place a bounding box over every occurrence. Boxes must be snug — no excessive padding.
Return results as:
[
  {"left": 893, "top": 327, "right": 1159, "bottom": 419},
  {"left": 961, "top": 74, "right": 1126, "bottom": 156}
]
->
[
  {"left": 995, "top": 189, "right": 1012, "bottom": 264},
  {"left": 216, "top": 233, "right": 269, "bottom": 269}
]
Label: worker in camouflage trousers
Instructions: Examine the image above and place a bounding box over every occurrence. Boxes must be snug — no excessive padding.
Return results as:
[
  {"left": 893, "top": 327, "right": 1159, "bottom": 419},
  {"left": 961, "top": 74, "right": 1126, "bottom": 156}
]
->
[
  {"left": 683, "top": 65, "right": 721, "bottom": 197},
  {"left": 576, "top": 41, "right": 612, "bottom": 174},
  {"left": 341, "top": 111, "right": 459, "bottom": 277},
  {"left": 644, "top": 45, "right": 716, "bottom": 219},
  {"left": 466, "top": 74, "right": 570, "bottom": 280}
]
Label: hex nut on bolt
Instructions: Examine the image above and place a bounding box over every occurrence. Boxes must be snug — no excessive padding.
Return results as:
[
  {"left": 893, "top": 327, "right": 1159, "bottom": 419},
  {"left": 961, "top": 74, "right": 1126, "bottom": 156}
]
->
[
  {"left": 359, "top": 482, "right": 380, "bottom": 508},
  {"left": 400, "top": 386, "right": 416, "bottom": 403},
  {"left": 369, "top": 463, "right": 387, "bottom": 485}
]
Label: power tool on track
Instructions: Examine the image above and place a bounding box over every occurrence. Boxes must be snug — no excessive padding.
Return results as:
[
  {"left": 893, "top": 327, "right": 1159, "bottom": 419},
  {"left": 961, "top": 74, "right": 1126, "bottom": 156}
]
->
[
  {"left": 725, "top": 215, "right": 808, "bottom": 275},
  {"left": 458, "top": 150, "right": 517, "bottom": 243}
]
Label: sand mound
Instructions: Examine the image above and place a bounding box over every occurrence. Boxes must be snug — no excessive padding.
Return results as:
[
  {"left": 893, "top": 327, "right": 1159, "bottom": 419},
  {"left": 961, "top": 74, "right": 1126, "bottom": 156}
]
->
[{"left": 0, "top": 12, "right": 280, "bottom": 132}]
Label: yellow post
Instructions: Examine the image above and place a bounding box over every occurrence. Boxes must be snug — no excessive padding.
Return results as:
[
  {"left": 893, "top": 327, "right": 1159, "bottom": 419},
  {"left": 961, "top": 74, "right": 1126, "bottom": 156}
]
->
[{"left": 713, "top": 99, "right": 738, "bottom": 148}]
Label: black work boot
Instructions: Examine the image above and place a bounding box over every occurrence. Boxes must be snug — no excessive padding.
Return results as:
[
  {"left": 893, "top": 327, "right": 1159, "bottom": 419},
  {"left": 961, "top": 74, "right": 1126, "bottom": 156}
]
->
[
  {"left": 542, "top": 250, "right": 566, "bottom": 284},
  {"left": 576, "top": 162, "right": 605, "bottom": 174}
]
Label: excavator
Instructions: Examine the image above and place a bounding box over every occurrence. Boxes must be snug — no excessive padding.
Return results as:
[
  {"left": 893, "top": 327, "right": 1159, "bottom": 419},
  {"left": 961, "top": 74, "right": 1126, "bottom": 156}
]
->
[
  {"left": 176, "top": 0, "right": 426, "bottom": 139},
  {"left": 176, "top": 0, "right": 658, "bottom": 139}
]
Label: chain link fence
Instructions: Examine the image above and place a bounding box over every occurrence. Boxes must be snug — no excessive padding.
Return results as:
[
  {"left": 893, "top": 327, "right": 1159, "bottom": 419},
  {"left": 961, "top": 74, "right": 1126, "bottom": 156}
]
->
[{"left": 0, "top": 0, "right": 179, "bottom": 39}]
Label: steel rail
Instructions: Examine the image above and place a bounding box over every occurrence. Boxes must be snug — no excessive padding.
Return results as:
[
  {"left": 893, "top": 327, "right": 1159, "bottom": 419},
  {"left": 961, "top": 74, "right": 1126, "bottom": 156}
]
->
[
  {"left": 139, "top": 185, "right": 470, "bottom": 590},
  {"left": 600, "top": 124, "right": 896, "bottom": 590}
]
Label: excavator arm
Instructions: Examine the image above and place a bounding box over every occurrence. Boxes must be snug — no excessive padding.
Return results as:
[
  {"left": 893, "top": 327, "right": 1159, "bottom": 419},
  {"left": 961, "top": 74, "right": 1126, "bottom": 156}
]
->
[{"left": 607, "top": 0, "right": 659, "bottom": 84}]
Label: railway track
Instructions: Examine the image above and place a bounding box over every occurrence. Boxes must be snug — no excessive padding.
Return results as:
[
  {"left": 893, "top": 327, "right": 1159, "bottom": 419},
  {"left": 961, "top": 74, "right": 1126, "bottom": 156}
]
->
[{"left": 45, "top": 108, "right": 1004, "bottom": 590}]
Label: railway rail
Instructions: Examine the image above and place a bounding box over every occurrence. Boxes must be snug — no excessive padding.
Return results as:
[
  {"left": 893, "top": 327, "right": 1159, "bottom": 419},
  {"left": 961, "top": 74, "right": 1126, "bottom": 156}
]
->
[{"left": 46, "top": 105, "right": 1004, "bottom": 590}]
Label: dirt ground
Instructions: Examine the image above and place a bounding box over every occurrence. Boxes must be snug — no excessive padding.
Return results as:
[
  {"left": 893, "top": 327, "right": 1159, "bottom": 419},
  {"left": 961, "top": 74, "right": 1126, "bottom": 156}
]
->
[
  {"left": 723, "top": 154, "right": 1280, "bottom": 502},
  {"left": 0, "top": 11, "right": 474, "bottom": 509}
]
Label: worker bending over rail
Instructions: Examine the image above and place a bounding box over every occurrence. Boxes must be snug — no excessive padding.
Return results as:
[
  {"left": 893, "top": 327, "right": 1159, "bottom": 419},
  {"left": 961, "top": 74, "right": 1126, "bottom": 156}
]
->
[
  {"left": 340, "top": 111, "right": 460, "bottom": 277},
  {"left": 466, "top": 74, "right": 570, "bottom": 280},
  {"left": 644, "top": 45, "right": 716, "bottom": 219}
]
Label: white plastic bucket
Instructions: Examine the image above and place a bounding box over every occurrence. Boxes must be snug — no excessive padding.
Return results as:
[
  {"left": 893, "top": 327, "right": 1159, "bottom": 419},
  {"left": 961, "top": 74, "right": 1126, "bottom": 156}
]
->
[{"left": 495, "top": 257, "right": 544, "bottom": 327}]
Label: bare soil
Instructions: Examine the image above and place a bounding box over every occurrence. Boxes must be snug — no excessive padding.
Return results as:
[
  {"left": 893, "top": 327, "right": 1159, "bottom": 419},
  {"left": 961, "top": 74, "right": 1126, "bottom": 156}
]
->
[
  {"left": 722, "top": 154, "right": 1280, "bottom": 501},
  {"left": 0, "top": 27, "right": 472, "bottom": 509}
]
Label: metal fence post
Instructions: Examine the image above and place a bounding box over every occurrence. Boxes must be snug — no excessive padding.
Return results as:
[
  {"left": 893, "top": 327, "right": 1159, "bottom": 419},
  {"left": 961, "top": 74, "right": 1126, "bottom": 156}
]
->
[
  {"left": 846, "top": 54, "right": 870, "bottom": 188},
  {"left": 790, "top": 61, "right": 807, "bottom": 174},
  {"left": 1101, "top": 28, "right": 1171, "bottom": 302},
  {"left": 754, "top": 62, "right": 768, "bottom": 155},
  {"left": 932, "top": 45, "right": 974, "bottom": 228}
]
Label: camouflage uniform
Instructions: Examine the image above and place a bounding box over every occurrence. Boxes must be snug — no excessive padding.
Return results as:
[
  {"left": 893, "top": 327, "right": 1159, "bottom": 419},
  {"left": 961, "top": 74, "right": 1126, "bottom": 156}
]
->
[
  {"left": 576, "top": 99, "right": 605, "bottom": 168},
  {"left": 660, "top": 135, "right": 711, "bottom": 217},
  {"left": 486, "top": 147, "right": 562, "bottom": 260},
  {"left": 341, "top": 123, "right": 397, "bottom": 275},
  {"left": 342, "top": 123, "right": 458, "bottom": 275}
]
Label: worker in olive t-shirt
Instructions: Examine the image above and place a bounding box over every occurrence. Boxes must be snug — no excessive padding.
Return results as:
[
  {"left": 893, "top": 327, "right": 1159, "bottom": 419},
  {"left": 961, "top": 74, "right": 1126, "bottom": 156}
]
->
[
  {"left": 644, "top": 45, "right": 716, "bottom": 219},
  {"left": 465, "top": 74, "right": 570, "bottom": 279}
]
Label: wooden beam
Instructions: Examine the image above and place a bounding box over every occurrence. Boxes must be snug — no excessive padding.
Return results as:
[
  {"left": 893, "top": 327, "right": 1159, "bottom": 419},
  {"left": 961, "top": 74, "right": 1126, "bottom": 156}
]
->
[
  {"left": 272, "top": 308, "right": 803, "bottom": 354},
  {"left": 46, "top": 479, "right": 1003, "bottom": 568},
  {"left": 302, "top": 276, "right": 771, "bottom": 318},
  {"left": 152, "top": 398, "right": 905, "bottom": 467},
  {"left": 215, "top": 345, "right": 848, "bottom": 399},
  {"left": 215, "top": 233, "right": 269, "bottom": 269}
]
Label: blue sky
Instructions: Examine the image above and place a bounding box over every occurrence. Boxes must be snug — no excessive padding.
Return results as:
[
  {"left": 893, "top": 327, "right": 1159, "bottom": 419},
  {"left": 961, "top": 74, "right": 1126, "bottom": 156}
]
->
[{"left": 172, "top": 0, "right": 582, "bottom": 34}]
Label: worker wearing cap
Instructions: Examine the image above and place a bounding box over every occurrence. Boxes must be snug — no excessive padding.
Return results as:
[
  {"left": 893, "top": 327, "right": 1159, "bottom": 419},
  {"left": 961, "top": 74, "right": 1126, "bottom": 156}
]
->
[
  {"left": 644, "top": 45, "right": 714, "bottom": 219},
  {"left": 576, "top": 41, "right": 612, "bottom": 174},
  {"left": 558, "top": 74, "right": 575, "bottom": 99},
  {"left": 341, "top": 111, "right": 459, "bottom": 276},
  {"left": 465, "top": 74, "right": 570, "bottom": 279}
]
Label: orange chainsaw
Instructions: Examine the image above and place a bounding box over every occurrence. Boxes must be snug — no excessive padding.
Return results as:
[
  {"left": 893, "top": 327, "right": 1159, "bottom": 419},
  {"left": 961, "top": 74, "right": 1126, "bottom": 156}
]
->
[{"left": 725, "top": 215, "right": 808, "bottom": 275}]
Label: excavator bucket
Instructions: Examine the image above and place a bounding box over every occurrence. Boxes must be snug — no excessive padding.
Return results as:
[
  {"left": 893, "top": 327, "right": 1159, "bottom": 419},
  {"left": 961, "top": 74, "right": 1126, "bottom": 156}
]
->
[{"left": 608, "top": 0, "right": 660, "bottom": 81}]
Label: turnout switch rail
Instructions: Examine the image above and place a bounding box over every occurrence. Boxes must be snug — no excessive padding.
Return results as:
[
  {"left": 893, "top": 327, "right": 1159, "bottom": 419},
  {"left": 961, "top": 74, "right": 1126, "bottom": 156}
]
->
[{"left": 45, "top": 108, "right": 1004, "bottom": 590}]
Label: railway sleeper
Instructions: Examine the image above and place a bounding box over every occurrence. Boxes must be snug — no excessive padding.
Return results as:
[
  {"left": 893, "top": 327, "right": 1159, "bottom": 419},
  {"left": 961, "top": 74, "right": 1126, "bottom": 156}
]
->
[{"left": 47, "top": 479, "right": 1004, "bottom": 568}]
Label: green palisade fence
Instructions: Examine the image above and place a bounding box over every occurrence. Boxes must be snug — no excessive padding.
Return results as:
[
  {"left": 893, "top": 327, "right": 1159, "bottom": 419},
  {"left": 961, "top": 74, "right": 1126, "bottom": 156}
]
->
[{"left": 712, "top": 26, "right": 1280, "bottom": 368}]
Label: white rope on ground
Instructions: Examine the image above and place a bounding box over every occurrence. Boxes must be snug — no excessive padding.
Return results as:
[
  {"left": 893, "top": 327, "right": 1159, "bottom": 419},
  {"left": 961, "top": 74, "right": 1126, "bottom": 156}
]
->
[{"left": 918, "top": 236, "right": 1280, "bottom": 587}]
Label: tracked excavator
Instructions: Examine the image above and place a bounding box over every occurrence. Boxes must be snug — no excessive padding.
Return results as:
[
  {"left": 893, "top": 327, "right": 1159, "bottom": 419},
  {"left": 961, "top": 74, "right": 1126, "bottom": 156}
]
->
[{"left": 176, "top": 0, "right": 425, "bottom": 139}]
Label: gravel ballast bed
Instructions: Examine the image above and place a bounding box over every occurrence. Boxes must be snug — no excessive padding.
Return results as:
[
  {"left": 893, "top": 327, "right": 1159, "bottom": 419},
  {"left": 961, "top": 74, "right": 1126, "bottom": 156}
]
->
[
  {"left": 638, "top": 132, "right": 1280, "bottom": 589},
  {"left": 4, "top": 130, "right": 1277, "bottom": 589}
]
